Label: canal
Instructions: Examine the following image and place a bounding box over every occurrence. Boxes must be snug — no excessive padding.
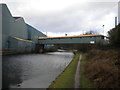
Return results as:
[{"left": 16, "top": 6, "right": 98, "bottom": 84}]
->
[{"left": 2, "top": 51, "right": 74, "bottom": 88}]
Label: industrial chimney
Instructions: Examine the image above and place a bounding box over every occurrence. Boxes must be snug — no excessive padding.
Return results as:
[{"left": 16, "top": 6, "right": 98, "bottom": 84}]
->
[
  {"left": 118, "top": 1, "right": 120, "bottom": 24},
  {"left": 115, "top": 17, "right": 117, "bottom": 27}
]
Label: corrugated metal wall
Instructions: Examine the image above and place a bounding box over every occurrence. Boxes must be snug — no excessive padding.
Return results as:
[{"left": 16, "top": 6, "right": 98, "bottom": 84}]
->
[
  {"left": 9, "top": 37, "right": 35, "bottom": 52},
  {"left": 2, "top": 4, "right": 13, "bottom": 50},
  {"left": 27, "top": 24, "right": 46, "bottom": 43},
  {"left": 11, "top": 17, "right": 28, "bottom": 39},
  {"left": 1, "top": 4, "right": 46, "bottom": 52}
]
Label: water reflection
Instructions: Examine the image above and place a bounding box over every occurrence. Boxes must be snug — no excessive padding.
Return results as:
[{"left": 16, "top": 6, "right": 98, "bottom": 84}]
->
[
  {"left": 2, "top": 55, "right": 23, "bottom": 88},
  {"left": 2, "top": 52, "right": 74, "bottom": 88}
]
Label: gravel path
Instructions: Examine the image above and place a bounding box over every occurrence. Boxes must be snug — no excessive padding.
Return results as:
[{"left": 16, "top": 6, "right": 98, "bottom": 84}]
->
[{"left": 74, "top": 54, "right": 82, "bottom": 88}]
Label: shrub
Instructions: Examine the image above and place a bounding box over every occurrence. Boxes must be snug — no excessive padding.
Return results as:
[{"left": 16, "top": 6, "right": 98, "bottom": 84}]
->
[
  {"left": 85, "top": 49, "right": 120, "bottom": 88},
  {"left": 108, "top": 24, "right": 120, "bottom": 47}
]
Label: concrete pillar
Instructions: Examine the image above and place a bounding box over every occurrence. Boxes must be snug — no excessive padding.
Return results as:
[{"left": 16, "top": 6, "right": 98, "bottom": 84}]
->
[{"left": 35, "top": 44, "right": 44, "bottom": 53}]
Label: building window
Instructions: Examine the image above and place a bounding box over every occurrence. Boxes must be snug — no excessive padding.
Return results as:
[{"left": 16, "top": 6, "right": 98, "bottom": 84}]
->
[{"left": 90, "top": 41, "right": 95, "bottom": 44}]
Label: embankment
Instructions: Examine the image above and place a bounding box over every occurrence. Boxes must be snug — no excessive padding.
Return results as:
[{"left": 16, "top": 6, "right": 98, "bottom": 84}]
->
[{"left": 84, "top": 49, "right": 120, "bottom": 88}]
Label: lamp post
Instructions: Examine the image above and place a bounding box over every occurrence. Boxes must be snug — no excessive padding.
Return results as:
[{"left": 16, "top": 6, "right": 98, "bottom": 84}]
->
[
  {"left": 46, "top": 32, "right": 47, "bottom": 36},
  {"left": 102, "top": 25, "right": 104, "bottom": 36}
]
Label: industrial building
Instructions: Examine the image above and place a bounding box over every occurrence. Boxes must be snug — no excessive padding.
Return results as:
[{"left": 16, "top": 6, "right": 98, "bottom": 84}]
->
[
  {"left": 0, "top": 4, "right": 106, "bottom": 54},
  {"left": 0, "top": 4, "right": 46, "bottom": 53}
]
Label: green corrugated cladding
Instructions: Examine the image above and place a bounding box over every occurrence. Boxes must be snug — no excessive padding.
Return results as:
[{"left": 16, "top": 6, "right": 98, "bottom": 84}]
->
[
  {"left": 38, "top": 36, "right": 104, "bottom": 44},
  {"left": 9, "top": 37, "right": 35, "bottom": 52},
  {"left": 2, "top": 4, "right": 12, "bottom": 50},
  {"left": 2, "top": 4, "right": 28, "bottom": 50},
  {"left": 1, "top": 4, "right": 46, "bottom": 52},
  {"left": 27, "top": 24, "right": 47, "bottom": 43}
]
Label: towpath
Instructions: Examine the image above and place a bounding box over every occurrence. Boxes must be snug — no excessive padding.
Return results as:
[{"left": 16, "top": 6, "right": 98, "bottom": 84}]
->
[{"left": 74, "top": 54, "right": 82, "bottom": 88}]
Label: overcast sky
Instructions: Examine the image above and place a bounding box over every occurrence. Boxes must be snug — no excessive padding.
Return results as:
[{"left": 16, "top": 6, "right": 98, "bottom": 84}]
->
[{"left": 1, "top": 0, "right": 119, "bottom": 36}]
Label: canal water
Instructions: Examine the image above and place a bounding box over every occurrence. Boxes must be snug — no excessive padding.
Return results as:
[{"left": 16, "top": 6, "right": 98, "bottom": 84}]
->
[{"left": 2, "top": 52, "right": 74, "bottom": 88}]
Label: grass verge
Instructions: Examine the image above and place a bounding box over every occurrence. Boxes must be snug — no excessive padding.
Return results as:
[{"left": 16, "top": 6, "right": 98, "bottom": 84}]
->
[
  {"left": 48, "top": 53, "right": 80, "bottom": 88},
  {"left": 80, "top": 54, "right": 95, "bottom": 88}
]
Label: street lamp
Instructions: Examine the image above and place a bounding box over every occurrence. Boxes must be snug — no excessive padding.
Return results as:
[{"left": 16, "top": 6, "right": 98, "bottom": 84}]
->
[
  {"left": 46, "top": 32, "right": 47, "bottom": 36},
  {"left": 102, "top": 25, "right": 104, "bottom": 36}
]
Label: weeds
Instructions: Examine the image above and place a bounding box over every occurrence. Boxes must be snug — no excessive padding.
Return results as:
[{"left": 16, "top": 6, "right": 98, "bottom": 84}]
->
[{"left": 85, "top": 49, "right": 120, "bottom": 88}]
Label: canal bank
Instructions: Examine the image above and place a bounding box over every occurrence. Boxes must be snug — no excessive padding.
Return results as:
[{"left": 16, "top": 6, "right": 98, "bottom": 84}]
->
[
  {"left": 48, "top": 53, "right": 80, "bottom": 88},
  {"left": 79, "top": 53, "right": 94, "bottom": 88},
  {"left": 48, "top": 53, "right": 95, "bottom": 88}
]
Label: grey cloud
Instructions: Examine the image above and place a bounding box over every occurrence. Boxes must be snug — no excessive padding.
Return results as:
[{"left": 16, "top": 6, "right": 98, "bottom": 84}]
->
[
  {"left": 4, "top": 1, "right": 118, "bottom": 35},
  {"left": 33, "top": 2, "right": 117, "bottom": 33}
]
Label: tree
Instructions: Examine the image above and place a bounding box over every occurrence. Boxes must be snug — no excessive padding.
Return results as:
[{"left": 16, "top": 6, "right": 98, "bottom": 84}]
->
[
  {"left": 108, "top": 24, "right": 120, "bottom": 47},
  {"left": 84, "top": 30, "right": 97, "bottom": 35}
]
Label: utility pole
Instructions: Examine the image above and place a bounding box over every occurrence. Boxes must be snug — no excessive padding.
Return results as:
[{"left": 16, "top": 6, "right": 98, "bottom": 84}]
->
[
  {"left": 82, "top": 30, "right": 84, "bottom": 35},
  {"left": 102, "top": 25, "right": 104, "bottom": 36},
  {"left": 46, "top": 32, "right": 47, "bottom": 36}
]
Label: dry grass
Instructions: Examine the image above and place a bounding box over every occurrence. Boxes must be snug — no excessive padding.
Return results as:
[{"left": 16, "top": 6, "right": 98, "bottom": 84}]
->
[{"left": 84, "top": 49, "right": 120, "bottom": 88}]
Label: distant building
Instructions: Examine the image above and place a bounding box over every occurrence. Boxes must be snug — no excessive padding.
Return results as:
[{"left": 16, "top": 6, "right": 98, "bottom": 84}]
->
[{"left": 118, "top": 1, "right": 120, "bottom": 24}]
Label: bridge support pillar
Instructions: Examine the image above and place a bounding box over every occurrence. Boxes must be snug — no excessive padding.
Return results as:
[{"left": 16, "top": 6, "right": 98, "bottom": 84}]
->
[{"left": 35, "top": 44, "right": 44, "bottom": 53}]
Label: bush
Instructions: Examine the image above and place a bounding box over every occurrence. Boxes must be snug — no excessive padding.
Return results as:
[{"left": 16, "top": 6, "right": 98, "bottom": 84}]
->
[
  {"left": 85, "top": 49, "right": 120, "bottom": 88},
  {"left": 77, "top": 44, "right": 92, "bottom": 53},
  {"left": 108, "top": 24, "right": 120, "bottom": 47}
]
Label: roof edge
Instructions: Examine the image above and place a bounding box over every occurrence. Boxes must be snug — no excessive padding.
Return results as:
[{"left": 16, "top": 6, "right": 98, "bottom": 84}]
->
[{"left": 39, "top": 34, "right": 104, "bottom": 39}]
